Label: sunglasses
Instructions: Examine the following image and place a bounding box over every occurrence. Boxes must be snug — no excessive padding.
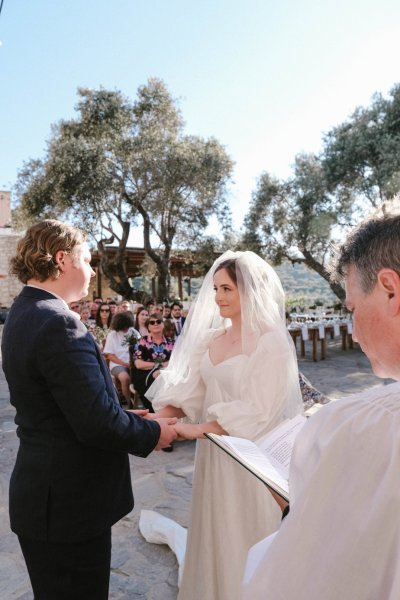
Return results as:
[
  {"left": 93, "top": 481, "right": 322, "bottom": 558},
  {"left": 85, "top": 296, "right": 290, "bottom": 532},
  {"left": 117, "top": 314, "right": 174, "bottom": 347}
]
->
[
  {"left": 100, "top": 308, "right": 110, "bottom": 313},
  {"left": 149, "top": 319, "right": 162, "bottom": 325}
]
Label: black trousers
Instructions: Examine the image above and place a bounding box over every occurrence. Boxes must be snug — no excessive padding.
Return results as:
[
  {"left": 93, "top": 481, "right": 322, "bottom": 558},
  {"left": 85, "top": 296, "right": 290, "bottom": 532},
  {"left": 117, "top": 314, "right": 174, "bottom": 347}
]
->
[{"left": 18, "top": 528, "right": 112, "bottom": 600}]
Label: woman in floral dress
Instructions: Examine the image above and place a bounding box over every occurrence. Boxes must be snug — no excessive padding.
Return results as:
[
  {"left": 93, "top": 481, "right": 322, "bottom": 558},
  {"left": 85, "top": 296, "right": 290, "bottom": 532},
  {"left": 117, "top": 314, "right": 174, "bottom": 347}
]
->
[{"left": 131, "top": 312, "right": 175, "bottom": 412}]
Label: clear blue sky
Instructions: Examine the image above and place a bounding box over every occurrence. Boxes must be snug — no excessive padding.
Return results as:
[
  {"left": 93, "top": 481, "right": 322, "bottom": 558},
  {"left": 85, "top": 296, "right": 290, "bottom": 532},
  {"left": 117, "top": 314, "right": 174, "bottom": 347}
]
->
[{"left": 1, "top": 0, "right": 400, "bottom": 234}]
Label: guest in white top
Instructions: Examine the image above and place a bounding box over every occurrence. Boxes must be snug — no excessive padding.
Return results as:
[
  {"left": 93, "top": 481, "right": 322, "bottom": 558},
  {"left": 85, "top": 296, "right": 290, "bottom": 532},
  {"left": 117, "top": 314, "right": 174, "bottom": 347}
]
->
[
  {"left": 104, "top": 312, "right": 139, "bottom": 404},
  {"left": 243, "top": 206, "right": 400, "bottom": 600}
]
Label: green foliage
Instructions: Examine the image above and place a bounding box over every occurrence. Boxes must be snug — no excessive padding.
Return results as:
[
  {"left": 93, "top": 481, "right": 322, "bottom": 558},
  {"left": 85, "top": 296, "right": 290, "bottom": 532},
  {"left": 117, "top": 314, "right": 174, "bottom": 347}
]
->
[
  {"left": 242, "top": 155, "right": 346, "bottom": 299},
  {"left": 243, "top": 83, "right": 400, "bottom": 302},
  {"left": 14, "top": 79, "right": 233, "bottom": 299},
  {"left": 323, "top": 85, "right": 400, "bottom": 206}
]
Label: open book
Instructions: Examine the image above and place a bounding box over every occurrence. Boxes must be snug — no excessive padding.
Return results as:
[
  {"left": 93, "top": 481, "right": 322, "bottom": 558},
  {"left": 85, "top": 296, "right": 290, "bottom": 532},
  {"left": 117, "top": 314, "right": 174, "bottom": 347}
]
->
[{"left": 205, "top": 414, "right": 307, "bottom": 502}]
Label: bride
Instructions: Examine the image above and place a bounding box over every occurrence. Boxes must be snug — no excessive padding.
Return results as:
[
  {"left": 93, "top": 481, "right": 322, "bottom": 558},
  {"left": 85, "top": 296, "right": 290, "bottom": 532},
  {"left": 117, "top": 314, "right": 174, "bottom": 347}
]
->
[{"left": 145, "top": 250, "right": 303, "bottom": 600}]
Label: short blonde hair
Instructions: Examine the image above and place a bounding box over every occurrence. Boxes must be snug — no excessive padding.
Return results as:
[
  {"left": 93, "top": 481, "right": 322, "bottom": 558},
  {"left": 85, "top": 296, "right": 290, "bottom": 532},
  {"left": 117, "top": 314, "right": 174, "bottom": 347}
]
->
[{"left": 10, "top": 219, "right": 86, "bottom": 283}]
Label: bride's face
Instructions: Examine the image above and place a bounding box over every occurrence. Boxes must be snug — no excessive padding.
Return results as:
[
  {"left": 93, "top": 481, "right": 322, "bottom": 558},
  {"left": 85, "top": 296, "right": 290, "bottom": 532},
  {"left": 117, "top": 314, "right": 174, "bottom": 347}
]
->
[{"left": 213, "top": 268, "right": 241, "bottom": 319}]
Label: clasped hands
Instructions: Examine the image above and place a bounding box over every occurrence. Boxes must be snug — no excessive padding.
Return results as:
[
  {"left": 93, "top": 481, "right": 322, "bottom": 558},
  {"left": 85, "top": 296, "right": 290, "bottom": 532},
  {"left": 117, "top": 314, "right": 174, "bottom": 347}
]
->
[{"left": 129, "top": 409, "right": 204, "bottom": 449}]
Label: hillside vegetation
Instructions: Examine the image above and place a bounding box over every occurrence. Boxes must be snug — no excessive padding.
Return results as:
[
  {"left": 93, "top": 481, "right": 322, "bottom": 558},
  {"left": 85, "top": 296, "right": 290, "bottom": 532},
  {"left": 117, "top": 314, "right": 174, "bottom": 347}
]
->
[{"left": 275, "top": 262, "right": 338, "bottom": 308}]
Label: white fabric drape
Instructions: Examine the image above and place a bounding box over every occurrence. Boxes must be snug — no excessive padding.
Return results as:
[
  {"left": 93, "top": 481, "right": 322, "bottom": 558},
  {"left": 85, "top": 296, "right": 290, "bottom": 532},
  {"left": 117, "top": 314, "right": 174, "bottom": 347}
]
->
[{"left": 243, "top": 381, "right": 400, "bottom": 600}]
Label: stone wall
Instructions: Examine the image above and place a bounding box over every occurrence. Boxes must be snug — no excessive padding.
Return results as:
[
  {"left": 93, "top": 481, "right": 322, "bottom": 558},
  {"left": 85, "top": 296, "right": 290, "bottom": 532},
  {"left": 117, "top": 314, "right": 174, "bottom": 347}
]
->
[{"left": 0, "top": 229, "right": 23, "bottom": 307}]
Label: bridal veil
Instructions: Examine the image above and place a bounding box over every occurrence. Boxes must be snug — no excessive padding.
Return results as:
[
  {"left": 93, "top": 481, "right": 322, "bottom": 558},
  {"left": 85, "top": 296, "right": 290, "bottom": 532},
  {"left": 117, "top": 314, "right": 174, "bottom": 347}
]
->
[{"left": 147, "top": 250, "right": 302, "bottom": 418}]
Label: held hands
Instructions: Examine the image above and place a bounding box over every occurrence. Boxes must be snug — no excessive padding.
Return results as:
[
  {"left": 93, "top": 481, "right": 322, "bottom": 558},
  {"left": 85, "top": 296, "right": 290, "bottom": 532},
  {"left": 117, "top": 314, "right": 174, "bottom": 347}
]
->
[
  {"left": 174, "top": 422, "right": 204, "bottom": 440},
  {"left": 126, "top": 410, "right": 178, "bottom": 450},
  {"left": 128, "top": 409, "right": 150, "bottom": 417},
  {"left": 154, "top": 417, "right": 178, "bottom": 451}
]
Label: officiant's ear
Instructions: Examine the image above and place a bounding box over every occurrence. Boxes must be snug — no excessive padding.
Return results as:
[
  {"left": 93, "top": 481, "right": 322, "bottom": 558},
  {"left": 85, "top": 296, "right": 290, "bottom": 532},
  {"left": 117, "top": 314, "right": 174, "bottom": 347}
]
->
[{"left": 377, "top": 269, "right": 400, "bottom": 316}]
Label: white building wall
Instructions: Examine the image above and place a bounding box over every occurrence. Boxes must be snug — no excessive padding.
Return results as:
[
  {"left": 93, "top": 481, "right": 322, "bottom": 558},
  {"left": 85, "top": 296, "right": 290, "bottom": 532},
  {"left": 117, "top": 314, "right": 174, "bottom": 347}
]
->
[{"left": 0, "top": 229, "right": 23, "bottom": 307}]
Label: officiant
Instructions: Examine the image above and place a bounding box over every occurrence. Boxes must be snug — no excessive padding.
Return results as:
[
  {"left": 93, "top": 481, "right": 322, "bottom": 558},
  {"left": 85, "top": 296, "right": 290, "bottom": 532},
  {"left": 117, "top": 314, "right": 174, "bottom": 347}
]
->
[{"left": 243, "top": 207, "right": 400, "bottom": 599}]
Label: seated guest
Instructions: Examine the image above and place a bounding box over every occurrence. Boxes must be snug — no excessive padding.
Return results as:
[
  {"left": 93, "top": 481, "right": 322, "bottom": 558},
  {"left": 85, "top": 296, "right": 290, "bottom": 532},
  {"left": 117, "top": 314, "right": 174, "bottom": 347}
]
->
[
  {"left": 299, "top": 372, "right": 330, "bottom": 410},
  {"left": 145, "top": 299, "right": 155, "bottom": 315},
  {"left": 92, "top": 302, "right": 112, "bottom": 349},
  {"left": 170, "top": 300, "right": 186, "bottom": 335},
  {"left": 103, "top": 312, "right": 140, "bottom": 405},
  {"left": 108, "top": 300, "right": 118, "bottom": 315},
  {"left": 118, "top": 300, "right": 132, "bottom": 312},
  {"left": 80, "top": 305, "right": 94, "bottom": 328},
  {"left": 89, "top": 301, "right": 99, "bottom": 320},
  {"left": 163, "top": 304, "right": 171, "bottom": 319},
  {"left": 162, "top": 318, "right": 176, "bottom": 342},
  {"left": 131, "top": 313, "right": 175, "bottom": 412},
  {"left": 134, "top": 306, "right": 149, "bottom": 337},
  {"left": 69, "top": 301, "right": 81, "bottom": 315}
]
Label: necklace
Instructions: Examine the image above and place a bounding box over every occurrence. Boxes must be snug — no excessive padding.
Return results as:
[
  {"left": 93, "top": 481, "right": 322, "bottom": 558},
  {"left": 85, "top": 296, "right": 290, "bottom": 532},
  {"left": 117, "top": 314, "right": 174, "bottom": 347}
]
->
[{"left": 225, "top": 330, "right": 241, "bottom": 344}]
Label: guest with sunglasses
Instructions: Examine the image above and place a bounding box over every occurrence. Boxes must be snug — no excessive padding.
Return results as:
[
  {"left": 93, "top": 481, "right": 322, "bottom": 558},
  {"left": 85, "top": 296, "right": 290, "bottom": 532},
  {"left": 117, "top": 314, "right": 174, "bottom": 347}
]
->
[
  {"left": 91, "top": 303, "right": 113, "bottom": 349},
  {"left": 131, "top": 313, "right": 175, "bottom": 413}
]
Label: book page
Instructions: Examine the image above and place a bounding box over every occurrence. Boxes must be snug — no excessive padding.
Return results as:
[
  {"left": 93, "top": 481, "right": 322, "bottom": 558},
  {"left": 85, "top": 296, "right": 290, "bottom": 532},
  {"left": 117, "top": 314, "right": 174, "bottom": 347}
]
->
[
  {"left": 216, "top": 414, "right": 306, "bottom": 497},
  {"left": 257, "top": 414, "right": 306, "bottom": 479},
  {"left": 219, "top": 437, "right": 289, "bottom": 498}
]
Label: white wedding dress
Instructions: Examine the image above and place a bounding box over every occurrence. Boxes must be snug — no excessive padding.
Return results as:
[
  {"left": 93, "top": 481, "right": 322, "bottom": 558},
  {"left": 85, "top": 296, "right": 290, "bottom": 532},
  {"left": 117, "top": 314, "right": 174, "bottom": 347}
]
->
[{"left": 152, "top": 330, "right": 301, "bottom": 600}]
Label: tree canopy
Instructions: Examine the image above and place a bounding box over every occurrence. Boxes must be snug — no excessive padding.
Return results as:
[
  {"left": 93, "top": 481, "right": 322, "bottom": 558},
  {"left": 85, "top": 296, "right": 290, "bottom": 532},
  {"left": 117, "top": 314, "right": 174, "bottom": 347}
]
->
[
  {"left": 242, "top": 84, "right": 400, "bottom": 301},
  {"left": 15, "top": 79, "right": 233, "bottom": 299}
]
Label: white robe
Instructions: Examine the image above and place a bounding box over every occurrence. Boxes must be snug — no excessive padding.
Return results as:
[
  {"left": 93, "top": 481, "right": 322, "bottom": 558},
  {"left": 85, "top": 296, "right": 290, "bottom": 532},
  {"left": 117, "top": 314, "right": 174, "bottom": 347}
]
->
[
  {"left": 243, "top": 381, "right": 400, "bottom": 600},
  {"left": 153, "top": 329, "right": 302, "bottom": 600}
]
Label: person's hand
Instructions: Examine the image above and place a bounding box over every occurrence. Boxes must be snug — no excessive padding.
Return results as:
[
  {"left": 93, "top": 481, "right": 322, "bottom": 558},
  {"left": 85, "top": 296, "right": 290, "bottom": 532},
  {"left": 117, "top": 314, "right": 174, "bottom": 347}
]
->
[
  {"left": 153, "top": 370, "right": 161, "bottom": 379},
  {"left": 174, "top": 422, "right": 202, "bottom": 440},
  {"left": 154, "top": 417, "right": 178, "bottom": 450},
  {"left": 127, "top": 409, "right": 150, "bottom": 417},
  {"left": 142, "top": 412, "right": 159, "bottom": 419}
]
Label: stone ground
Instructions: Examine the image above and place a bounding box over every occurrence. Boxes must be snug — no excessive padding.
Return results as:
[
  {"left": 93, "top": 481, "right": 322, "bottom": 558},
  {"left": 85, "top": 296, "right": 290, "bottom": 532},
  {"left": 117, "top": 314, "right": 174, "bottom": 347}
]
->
[{"left": 0, "top": 326, "right": 390, "bottom": 599}]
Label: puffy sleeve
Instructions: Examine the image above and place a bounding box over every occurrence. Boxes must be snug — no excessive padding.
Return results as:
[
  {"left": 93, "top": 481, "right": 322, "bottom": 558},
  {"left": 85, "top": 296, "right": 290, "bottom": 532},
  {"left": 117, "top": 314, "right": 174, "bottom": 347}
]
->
[
  {"left": 149, "top": 330, "right": 214, "bottom": 422},
  {"left": 206, "top": 330, "right": 302, "bottom": 441}
]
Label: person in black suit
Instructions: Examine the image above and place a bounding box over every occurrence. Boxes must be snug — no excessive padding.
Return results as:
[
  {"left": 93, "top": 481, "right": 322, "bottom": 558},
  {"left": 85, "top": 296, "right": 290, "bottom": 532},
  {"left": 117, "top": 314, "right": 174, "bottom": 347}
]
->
[
  {"left": 1, "top": 220, "right": 177, "bottom": 600},
  {"left": 170, "top": 300, "right": 186, "bottom": 336}
]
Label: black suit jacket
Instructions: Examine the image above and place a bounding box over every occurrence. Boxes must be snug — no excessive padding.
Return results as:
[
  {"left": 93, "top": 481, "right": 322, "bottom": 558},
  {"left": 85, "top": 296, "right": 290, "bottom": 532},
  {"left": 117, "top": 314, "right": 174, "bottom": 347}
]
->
[
  {"left": 1, "top": 287, "right": 160, "bottom": 543},
  {"left": 174, "top": 316, "right": 186, "bottom": 335}
]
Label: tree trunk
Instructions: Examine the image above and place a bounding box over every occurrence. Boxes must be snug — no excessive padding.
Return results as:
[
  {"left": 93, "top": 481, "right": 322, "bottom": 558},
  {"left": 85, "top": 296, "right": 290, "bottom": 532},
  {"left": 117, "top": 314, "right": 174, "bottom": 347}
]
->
[
  {"left": 156, "top": 259, "right": 170, "bottom": 301},
  {"left": 97, "top": 222, "right": 135, "bottom": 300},
  {"left": 301, "top": 249, "right": 346, "bottom": 302},
  {"left": 140, "top": 210, "right": 172, "bottom": 300}
]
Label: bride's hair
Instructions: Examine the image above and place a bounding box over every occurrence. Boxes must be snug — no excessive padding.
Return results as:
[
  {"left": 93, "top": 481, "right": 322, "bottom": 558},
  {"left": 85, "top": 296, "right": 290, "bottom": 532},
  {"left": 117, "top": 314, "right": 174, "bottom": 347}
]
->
[{"left": 213, "top": 258, "right": 237, "bottom": 285}]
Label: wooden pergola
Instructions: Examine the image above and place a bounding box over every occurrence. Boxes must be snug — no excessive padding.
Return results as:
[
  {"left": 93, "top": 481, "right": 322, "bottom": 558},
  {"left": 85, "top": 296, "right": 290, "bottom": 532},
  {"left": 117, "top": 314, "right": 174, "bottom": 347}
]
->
[{"left": 90, "top": 247, "right": 208, "bottom": 300}]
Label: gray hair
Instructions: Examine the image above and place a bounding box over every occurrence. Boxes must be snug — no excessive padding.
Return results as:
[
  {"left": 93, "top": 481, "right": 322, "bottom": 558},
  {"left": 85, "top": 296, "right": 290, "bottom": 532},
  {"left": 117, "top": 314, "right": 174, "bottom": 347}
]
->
[{"left": 331, "top": 214, "right": 400, "bottom": 293}]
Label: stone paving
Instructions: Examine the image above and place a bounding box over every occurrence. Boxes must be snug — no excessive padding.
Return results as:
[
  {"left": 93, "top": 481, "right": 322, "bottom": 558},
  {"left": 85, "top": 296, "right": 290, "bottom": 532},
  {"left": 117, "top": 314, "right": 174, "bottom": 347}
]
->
[{"left": 0, "top": 325, "right": 389, "bottom": 599}]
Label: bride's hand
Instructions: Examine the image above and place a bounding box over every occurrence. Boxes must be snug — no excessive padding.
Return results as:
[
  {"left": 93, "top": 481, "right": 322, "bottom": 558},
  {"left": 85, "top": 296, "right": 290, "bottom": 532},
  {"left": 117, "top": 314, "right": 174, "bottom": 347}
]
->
[{"left": 174, "top": 422, "right": 203, "bottom": 440}]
